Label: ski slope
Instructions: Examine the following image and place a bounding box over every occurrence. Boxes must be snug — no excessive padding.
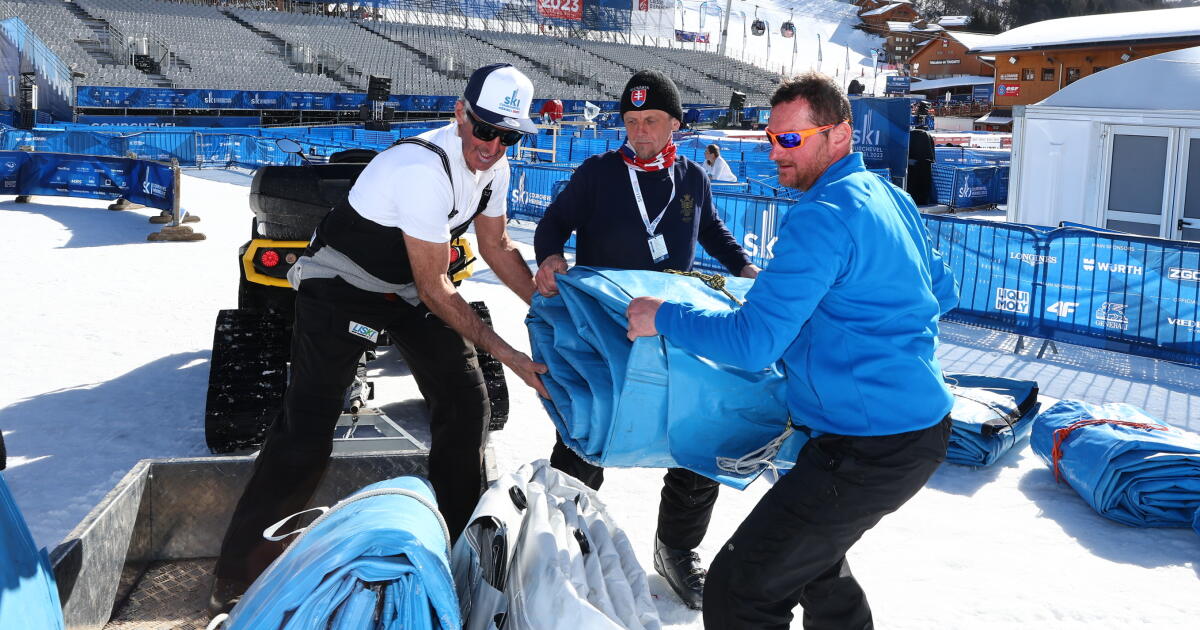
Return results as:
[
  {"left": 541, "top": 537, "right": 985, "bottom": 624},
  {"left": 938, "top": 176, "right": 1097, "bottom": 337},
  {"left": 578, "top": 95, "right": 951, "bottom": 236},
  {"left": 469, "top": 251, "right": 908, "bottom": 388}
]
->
[{"left": 1, "top": 168, "right": 1197, "bottom": 628}]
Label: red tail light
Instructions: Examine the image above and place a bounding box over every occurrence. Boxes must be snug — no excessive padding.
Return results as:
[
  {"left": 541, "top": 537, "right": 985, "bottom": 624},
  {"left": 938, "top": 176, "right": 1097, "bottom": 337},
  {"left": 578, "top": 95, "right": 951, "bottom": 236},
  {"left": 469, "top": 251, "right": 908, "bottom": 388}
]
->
[{"left": 260, "top": 249, "right": 280, "bottom": 267}]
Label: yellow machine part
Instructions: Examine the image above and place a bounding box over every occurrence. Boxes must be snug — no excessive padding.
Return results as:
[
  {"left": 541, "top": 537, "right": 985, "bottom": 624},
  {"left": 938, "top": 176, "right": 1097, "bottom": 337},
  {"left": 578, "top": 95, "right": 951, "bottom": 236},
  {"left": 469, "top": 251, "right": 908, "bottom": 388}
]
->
[{"left": 242, "top": 237, "right": 475, "bottom": 288}]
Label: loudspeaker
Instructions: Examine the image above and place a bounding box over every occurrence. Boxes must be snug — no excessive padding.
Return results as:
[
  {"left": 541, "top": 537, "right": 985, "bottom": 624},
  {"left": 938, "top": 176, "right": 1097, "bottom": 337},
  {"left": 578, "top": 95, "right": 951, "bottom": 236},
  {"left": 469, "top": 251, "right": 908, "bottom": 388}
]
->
[
  {"left": 729, "top": 90, "right": 746, "bottom": 111},
  {"left": 367, "top": 75, "right": 391, "bottom": 102}
]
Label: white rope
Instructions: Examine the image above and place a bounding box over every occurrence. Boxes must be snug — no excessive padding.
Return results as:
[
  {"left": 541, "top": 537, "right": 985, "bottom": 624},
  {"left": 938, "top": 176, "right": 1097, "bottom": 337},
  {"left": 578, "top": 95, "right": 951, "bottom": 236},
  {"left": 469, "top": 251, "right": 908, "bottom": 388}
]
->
[{"left": 716, "top": 424, "right": 795, "bottom": 476}]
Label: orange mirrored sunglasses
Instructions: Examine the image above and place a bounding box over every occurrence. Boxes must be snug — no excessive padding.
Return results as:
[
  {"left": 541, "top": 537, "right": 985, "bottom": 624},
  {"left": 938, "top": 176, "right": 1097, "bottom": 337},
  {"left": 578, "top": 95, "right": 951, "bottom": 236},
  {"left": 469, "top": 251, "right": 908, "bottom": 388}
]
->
[{"left": 765, "top": 119, "right": 850, "bottom": 149}]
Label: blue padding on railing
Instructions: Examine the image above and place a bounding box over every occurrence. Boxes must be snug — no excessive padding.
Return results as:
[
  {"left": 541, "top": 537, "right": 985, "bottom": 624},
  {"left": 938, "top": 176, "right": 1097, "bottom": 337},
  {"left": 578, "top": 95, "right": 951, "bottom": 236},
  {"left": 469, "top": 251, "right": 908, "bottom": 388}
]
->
[
  {"left": 931, "top": 163, "right": 1009, "bottom": 208},
  {"left": 0, "top": 150, "right": 177, "bottom": 211}
]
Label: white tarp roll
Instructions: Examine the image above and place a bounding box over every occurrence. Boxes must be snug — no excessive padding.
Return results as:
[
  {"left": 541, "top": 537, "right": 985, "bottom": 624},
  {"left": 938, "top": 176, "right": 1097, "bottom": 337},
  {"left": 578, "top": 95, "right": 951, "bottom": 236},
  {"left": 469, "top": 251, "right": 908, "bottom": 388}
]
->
[{"left": 451, "top": 460, "right": 661, "bottom": 630}]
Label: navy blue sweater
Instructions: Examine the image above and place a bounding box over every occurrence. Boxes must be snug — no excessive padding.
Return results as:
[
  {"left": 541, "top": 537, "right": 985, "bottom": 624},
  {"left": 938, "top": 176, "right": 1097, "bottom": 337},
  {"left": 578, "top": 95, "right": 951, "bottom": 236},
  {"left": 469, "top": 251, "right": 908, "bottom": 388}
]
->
[{"left": 534, "top": 151, "right": 750, "bottom": 274}]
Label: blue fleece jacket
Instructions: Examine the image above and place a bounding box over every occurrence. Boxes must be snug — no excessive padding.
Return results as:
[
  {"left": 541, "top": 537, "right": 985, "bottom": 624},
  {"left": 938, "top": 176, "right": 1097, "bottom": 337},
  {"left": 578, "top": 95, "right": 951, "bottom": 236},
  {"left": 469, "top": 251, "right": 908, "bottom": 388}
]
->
[{"left": 655, "top": 152, "right": 958, "bottom": 437}]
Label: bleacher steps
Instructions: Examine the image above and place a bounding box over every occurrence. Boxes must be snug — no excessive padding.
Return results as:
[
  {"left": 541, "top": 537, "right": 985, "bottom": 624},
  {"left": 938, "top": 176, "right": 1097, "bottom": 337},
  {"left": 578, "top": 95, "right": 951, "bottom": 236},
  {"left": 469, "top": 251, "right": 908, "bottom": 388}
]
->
[
  {"left": 223, "top": 10, "right": 360, "bottom": 93},
  {"left": 354, "top": 22, "right": 467, "bottom": 81}
]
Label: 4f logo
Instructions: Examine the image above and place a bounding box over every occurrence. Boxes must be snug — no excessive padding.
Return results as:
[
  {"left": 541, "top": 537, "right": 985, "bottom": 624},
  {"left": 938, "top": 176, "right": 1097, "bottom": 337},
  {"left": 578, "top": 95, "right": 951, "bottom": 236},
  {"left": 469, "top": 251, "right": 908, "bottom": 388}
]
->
[{"left": 1046, "top": 301, "right": 1078, "bottom": 317}]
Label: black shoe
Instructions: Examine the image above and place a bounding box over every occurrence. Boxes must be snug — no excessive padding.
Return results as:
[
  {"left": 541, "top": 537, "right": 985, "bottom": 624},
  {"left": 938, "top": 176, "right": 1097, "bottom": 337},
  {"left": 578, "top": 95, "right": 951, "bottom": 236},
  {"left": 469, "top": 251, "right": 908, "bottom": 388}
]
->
[
  {"left": 653, "top": 536, "right": 705, "bottom": 610},
  {"left": 207, "top": 577, "right": 246, "bottom": 618}
]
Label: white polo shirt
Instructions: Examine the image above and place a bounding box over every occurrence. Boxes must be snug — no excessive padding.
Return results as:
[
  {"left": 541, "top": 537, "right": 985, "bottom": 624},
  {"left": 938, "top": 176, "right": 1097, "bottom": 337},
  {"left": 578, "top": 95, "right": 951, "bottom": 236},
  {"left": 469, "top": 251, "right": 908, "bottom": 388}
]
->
[{"left": 347, "top": 122, "right": 509, "bottom": 243}]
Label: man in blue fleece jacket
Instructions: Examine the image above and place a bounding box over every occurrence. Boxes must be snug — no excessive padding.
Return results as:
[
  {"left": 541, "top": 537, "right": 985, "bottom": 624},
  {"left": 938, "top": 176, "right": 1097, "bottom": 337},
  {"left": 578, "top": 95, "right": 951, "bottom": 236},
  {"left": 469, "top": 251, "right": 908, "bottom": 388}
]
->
[{"left": 627, "top": 72, "right": 958, "bottom": 629}]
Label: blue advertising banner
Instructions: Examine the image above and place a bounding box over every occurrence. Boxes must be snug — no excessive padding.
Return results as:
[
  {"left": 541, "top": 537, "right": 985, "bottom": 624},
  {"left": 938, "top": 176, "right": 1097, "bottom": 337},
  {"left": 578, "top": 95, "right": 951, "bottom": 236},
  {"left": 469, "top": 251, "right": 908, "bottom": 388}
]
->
[
  {"left": 76, "top": 86, "right": 633, "bottom": 113},
  {"left": 0, "top": 151, "right": 29, "bottom": 192},
  {"left": 923, "top": 215, "right": 1200, "bottom": 365},
  {"left": 971, "top": 84, "right": 993, "bottom": 102},
  {"left": 0, "top": 150, "right": 176, "bottom": 211},
  {"left": 76, "top": 115, "right": 262, "bottom": 128},
  {"left": 850, "top": 97, "right": 911, "bottom": 186},
  {"left": 885, "top": 76, "right": 911, "bottom": 94}
]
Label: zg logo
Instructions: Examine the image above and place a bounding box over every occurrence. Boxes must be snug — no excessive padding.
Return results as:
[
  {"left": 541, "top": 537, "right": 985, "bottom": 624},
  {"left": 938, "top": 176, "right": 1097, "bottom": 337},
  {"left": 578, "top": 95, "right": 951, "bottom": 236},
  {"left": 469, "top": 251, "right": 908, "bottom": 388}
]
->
[
  {"left": 995, "top": 288, "right": 1030, "bottom": 314},
  {"left": 1046, "top": 301, "right": 1078, "bottom": 317},
  {"left": 1168, "top": 267, "right": 1200, "bottom": 282}
]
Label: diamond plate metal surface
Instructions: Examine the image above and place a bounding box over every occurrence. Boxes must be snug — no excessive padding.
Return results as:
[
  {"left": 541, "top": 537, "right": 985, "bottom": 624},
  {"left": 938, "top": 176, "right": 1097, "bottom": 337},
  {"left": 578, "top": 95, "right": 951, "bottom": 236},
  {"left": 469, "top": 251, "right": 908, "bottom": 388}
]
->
[
  {"left": 104, "top": 560, "right": 215, "bottom": 630},
  {"left": 151, "top": 453, "right": 430, "bottom": 559}
]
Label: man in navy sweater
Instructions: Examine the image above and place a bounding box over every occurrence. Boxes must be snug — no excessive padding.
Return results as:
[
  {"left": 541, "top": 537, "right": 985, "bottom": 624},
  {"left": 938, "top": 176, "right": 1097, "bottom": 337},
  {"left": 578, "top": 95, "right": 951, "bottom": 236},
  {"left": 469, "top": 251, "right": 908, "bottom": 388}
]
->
[
  {"left": 627, "top": 72, "right": 958, "bottom": 629},
  {"left": 533, "top": 69, "right": 759, "bottom": 610}
]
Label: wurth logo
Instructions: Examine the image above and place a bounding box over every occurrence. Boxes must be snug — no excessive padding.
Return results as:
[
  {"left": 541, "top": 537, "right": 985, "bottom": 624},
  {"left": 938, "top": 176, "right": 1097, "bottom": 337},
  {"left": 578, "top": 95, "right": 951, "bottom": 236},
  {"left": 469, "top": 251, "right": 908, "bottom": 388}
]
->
[{"left": 1082, "top": 258, "right": 1143, "bottom": 275}]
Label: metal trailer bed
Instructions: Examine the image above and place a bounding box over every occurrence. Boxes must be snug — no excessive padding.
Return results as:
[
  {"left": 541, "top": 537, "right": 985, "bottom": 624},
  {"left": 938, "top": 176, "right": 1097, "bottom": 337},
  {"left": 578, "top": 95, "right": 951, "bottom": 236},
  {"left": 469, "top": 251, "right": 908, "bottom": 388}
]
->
[{"left": 47, "top": 410, "right": 483, "bottom": 630}]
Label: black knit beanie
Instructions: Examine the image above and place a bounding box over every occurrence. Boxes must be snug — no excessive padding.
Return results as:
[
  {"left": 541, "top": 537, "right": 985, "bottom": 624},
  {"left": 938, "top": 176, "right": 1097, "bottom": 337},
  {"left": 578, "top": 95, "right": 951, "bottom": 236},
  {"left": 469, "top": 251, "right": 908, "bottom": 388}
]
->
[{"left": 620, "top": 70, "right": 683, "bottom": 121}]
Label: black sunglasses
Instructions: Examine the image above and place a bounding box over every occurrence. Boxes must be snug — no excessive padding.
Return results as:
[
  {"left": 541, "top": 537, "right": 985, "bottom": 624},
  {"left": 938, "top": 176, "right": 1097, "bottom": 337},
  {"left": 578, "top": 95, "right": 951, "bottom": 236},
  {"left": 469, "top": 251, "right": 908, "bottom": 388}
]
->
[{"left": 465, "top": 109, "right": 524, "bottom": 146}]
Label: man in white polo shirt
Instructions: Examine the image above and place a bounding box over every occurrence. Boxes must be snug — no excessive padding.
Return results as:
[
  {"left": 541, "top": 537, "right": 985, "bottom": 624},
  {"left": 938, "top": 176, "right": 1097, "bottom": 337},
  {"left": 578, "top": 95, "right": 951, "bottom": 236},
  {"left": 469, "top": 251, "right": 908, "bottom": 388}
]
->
[{"left": 209, "top": 63, "right": 547, "bottom": 616}]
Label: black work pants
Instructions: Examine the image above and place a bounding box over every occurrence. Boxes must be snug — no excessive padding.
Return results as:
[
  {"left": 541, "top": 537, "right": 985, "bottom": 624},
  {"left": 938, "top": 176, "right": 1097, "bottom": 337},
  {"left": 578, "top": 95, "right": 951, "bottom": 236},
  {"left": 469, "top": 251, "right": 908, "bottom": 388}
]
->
[
  {"left": 550, "top": 433, "right": 719, "bottom": 551},
  {"left": 213, "top": 277, "right": 489, "bottom": 590},
  {"left": 704, "top": 416, "right": 951, "bottom": 630}
]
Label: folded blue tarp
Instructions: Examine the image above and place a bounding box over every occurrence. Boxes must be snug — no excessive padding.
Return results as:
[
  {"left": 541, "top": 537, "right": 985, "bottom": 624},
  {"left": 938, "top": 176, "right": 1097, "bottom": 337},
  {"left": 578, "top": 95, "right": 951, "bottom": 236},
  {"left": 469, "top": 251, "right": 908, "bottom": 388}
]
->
[
  {"left": 224, "top": 477, "right": 459, "bottom": 630},
  {"left": 944, "top": 373, "right": 1040, "bottom": 467},
  {"left": 527, "top": 267, "right": 792, "bottom": 489},
  {"left": 1, "top": 473, "right": 65, "bottom": 630},
  {"left": 1030, "top": 400, "right": 1200, "bottom": 528}
]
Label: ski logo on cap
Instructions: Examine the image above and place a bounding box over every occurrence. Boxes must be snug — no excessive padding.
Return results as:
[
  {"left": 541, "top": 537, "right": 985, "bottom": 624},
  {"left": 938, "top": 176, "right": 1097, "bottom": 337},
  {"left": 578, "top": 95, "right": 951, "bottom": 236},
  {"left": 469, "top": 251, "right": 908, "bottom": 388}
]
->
[
  {"left": 630, "top": 87, "right": 648, "bottom": 108},
  {"left": 500, "top": 89, "right": 522, "bottom": 115}
]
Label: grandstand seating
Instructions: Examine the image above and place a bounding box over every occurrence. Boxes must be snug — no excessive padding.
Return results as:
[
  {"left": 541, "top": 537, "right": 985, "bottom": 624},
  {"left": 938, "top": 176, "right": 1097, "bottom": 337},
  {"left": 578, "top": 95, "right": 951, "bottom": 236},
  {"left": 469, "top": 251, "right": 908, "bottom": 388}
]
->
[{"left": 3, "top": 0, "right": 785, "bottom": 105}]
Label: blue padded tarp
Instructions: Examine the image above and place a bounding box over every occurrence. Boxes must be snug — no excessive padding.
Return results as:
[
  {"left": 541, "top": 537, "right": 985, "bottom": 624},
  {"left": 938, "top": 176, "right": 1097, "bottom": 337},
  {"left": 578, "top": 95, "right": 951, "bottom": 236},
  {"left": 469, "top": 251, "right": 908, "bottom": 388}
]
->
[
  {"left": 527, "top": 267, "right": 791, "bottom": 489},
  {"left": 0, "top": 472, "right": 65, "bottom": 630},
  {"left": 944, "top": 373, "right": 1040, "bottom": 467},
  {"left": 1030, "top": 400, "right": 1200, "bottom": 528},
  {"left": 224, "top": 477, "right": 459, "bottom": 630}
]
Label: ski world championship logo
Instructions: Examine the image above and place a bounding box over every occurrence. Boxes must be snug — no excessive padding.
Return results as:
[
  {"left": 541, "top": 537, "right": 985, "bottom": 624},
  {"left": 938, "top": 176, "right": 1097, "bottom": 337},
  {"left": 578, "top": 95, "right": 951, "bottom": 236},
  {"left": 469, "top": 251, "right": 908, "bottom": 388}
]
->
[
  {"left": 851, "top": 109, "right": 884, "bottom": 164},
  {"left": 995, "top": 288, "right": 1030, "bottom": 314},
  {"left": 498, "top": 89, "right": 522, "bottom": 116}
]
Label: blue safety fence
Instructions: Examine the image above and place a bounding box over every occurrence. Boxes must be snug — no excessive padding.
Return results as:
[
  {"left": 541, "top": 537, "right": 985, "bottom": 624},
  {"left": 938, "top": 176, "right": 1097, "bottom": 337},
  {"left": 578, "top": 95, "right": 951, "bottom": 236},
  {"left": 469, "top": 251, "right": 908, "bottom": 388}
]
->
[
  {"left": 924, "top": 215, "right": 1200, "bottom": 366},
  {"left": 0, "top": 150, "right": 177, "bottom": 211},
  {"left": 932, "top": 163, "right": 1009, "bottom": 208},
  {"left": 509, "top": 163, "right": 787, "bottom": 273},
  {"left": 0, "top": 124, "right": 456, "bottom": 168}
]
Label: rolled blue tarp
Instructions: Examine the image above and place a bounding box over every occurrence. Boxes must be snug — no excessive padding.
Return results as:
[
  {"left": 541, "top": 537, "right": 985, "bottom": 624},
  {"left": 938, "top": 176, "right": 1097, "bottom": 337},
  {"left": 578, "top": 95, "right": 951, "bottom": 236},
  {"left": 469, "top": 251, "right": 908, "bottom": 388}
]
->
[
  {"left": 225, "top": 477, "right": 459, "bottom": 630},
  {"left": 944, "top": 373, "right": 1040, "bottom": 467},
  {"left": 0, "top": 473, "right": 64, "bottom": 630},
  {"left": 527, "top": 267, "right": 792, "bottom": 489},
  {"left": 1030, "top": 400, "right": 1200, "bottom": 528}
]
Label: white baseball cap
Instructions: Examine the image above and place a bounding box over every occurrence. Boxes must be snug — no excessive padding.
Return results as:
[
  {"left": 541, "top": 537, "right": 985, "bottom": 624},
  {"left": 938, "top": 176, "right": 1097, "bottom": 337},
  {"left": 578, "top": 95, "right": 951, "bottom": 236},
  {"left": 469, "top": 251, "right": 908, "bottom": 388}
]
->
[{"left": 463, "top": 63, "right": 538, "bottom": 135}]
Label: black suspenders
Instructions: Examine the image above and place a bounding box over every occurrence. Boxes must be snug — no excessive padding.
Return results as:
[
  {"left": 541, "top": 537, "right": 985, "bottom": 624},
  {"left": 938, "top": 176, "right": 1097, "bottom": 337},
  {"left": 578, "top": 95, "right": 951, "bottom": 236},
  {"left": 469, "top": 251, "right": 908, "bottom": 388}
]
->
[{"left": 392, "top": 137, "right": 494, "bottom": 230}]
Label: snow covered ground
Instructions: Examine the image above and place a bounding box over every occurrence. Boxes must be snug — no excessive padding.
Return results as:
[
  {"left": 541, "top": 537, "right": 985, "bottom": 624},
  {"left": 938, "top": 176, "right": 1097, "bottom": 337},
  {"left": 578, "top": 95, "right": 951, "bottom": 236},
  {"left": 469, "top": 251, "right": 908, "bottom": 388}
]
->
[{"left": 2, "top": 169, "right": 1198, "bottom": 628}]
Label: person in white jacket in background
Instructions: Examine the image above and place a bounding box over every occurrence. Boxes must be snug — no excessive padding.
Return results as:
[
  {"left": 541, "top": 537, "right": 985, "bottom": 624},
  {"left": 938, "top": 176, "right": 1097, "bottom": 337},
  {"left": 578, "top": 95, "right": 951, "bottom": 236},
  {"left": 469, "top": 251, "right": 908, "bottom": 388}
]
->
[{"left": 703, "top": 144, "right": 737, "bottom": 182}]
